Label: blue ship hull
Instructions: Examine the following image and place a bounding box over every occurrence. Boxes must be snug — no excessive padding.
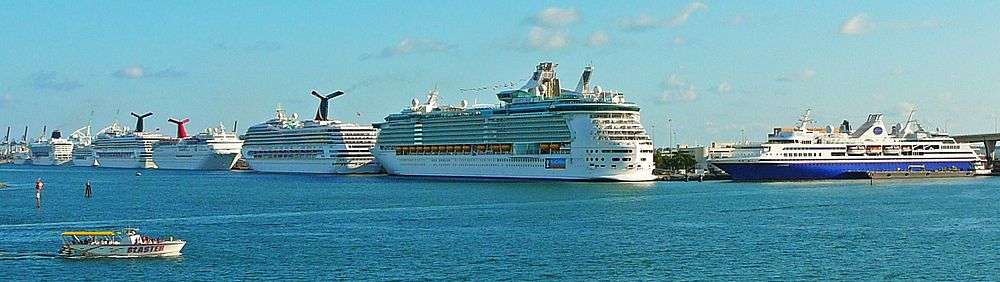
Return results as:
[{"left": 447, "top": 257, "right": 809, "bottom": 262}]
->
[{"left": 713, "top": 161, "right": 974, "bottom": 181}]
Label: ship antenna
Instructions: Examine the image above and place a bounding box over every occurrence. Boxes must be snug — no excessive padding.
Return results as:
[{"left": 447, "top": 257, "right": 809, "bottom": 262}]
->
[{"left": 797, "top": 109, "right": 813, "bottom": 130}]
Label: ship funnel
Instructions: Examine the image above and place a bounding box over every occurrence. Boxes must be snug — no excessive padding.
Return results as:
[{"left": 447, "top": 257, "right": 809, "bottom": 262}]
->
[
  {"left": 575, "top": 65, "right": 593, "bottom": 94},
  {"left": 168, "top": 117, "right": 191, "bottom": 138},
  {"left": 130, "top": 112, "right": 153, "bottom": 132},
  {"left": 51, "top": 130, "right": 62, "bottom": 139},
  {"left": 311, "top": 90, "right": 345, "bottom": 121}
]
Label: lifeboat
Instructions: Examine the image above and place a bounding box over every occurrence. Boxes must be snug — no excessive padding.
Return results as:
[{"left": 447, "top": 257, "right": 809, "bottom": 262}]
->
[
  {"left": 847, "top": 145, "right": 865, "bottom": 155},
  {"left": 883, "top": 145, "right": 901, "bottom": 155}
]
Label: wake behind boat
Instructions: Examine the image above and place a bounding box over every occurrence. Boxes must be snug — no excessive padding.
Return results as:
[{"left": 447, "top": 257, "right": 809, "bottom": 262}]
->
[{"left": 58, "top": 228, "right": 186, "bottom": 258}]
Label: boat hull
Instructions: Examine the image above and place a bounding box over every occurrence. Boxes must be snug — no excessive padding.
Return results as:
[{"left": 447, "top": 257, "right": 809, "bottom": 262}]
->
[
  {"left": 30, "top": 156, "right": 72, "bottom": 166},
  {"left": 244, "top": 158, "right": 382, "bottom": 174},
  {"left": 153, "top": 153, "right": 240, "bottom": 170},
  {"left": 712, "top": 161, "right": 975, "bottom": 181},
  {"left": 95, "top": 157, "right": 156, "bottom": 169},
  {"left": 61, "top": 241, "right": 186, "bottom": 258},
  {"left": 373, "top": 151, "right": 656, "bottom": 181}
]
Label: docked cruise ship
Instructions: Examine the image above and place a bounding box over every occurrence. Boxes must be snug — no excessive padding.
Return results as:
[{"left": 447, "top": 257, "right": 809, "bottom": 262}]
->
[
  {"left": 92, "top": 112, "right": 173, "bottom": 169},
  {"left": 371, "top": 62, "right": 656, "bottom": 181},
  {"left": 69, "top": 125, "right": 98, "bottom": 167},
  {"left": 29, "top": 130, "right": 75, "bottom": 166},
  {"left": 241, "top": 91, "right": 381, "bottom": 174},
  {"left": 152, "top": 118, "right": 244, "bottom": 170},
  {"left": 710, "top": 110, "right": 981, "bottom": 181}
]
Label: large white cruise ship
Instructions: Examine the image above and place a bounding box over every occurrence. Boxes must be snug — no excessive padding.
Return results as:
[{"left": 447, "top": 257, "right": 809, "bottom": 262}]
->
[
  {"left": 93, "top": 112, "right": 173, "bottom": 169},
  {"left": 152, "top": 118, "right": 244, "bottom": 170},
  {"left": 29, "top": 129, "right": 75, "bottom": 166},
  {"left": 371, "top": 62, "right": 656, "bottom": 181},
  {"left": 241, "top": 91, "right": 381, "bottom": 174},
  {"left": 69, "top": 125, "right": 98, "bottom": 167},
  {"left": 710, "top": 110, "right": 981, "bottom": 181}
]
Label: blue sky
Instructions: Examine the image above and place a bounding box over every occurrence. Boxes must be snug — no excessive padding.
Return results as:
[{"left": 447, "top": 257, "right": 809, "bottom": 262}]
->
[{"left": 2, "top": 1, "right": 999, "bottom": 146}]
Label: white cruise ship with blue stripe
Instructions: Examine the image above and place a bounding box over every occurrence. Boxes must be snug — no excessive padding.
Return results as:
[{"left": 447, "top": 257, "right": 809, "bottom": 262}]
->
[{"left": 711, "top": 110, "right": 980, "bottom": 181}]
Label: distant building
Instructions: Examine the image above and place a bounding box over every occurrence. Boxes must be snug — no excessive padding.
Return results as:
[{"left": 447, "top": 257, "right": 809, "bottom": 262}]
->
[{"left": 658, "top": 142, "right": 737, "bottom": 174}]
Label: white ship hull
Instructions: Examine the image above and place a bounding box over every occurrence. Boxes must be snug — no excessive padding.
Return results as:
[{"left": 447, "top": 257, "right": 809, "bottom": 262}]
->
[
  {"left": 245, "top": 158, "right": 382, "bottom": 174},
  {"left": 30, "top": 156, "right": 72, "bottom": 166},
  {"left": 153, "top": 152, "right": 240, "bottom": 170},
  {"left": 373, "top": 151, "right": 655, "bottom": 181},
  {"left": 72, "top": 157, "right": 98, "bottom": 167},
  {"left": 61, "top": 241, "right": 186, "bottom": 258},
  {"left": 96, "top": 157, "right": 156, "bottom": 169}
]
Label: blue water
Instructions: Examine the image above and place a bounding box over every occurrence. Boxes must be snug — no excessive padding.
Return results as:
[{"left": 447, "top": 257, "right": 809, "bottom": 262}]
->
[{"left": 2, "top": 165, "right": 999, "bottom": 280}]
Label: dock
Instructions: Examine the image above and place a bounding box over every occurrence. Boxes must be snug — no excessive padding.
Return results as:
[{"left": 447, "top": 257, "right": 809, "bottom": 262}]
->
[{"left": 866, "top": 170, "right": 975, "bottom": 179}]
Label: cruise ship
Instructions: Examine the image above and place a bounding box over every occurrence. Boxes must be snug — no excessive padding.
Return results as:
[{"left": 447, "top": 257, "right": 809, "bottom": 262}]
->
[
  {"left": 69, "top": 125, "right": 98, "bottom": 167},
  {"left": 371, "top": 62, "right": 656, "bottom": 181},
  {"left": 29, "top": 129, "right": 74, "bottom": 166},
  {"left": 6, "top": 126, "right": 32, "bottom": 164},
  {"left": 92, "top": 112, "right": 173, "bottom": 169},
  {"left": 710, "top": 110, "right": 981, "bottom": 181},
  {"left": 152, "top": 118, "right": 244, "bottom": 170},
  {"left": 241, "top": 91, "right": 381, "bottom": 174}
]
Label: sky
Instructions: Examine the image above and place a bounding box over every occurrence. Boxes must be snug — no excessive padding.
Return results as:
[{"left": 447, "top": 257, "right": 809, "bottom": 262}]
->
[{"left": 2, "top": 1, "right": 1000, "bottom": 147}]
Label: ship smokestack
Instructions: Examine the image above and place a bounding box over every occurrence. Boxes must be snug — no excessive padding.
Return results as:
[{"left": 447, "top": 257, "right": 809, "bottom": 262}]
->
[
  {"left": 51, "top": 130, "right": 61, "bottom": 139},
  {"left": 22, "top": 126, "right": 28, "bottom": 142},
  {"left": 311, "top": 90, "right": 345, "bottom": 121},
  {"left": 575, "top": 65, "right": 593, "bottom": 94},
  {"left": 130, "top": 112, "right": 153, "bottom": 132},
  {"left": 168, "top": 118, "right": 190, "bottom": 138},
  {"left": 4, "top": 126, "right": 9, "bottom": 143}
]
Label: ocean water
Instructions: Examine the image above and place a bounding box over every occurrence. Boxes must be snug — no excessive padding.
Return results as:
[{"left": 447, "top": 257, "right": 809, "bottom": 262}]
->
[{"left": 1, "top": 165, "right": 999, "bottom": 280}]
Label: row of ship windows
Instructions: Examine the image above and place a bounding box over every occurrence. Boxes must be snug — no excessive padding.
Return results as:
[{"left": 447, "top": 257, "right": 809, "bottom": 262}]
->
[{"left": 586, "top": 157, "right": 647, "bottom": 162}]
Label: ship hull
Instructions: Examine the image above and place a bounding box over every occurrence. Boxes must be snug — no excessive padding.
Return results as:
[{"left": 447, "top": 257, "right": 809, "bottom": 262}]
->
[
  {"left": 95, "top": 157, "right": 157, "bottom": 169},
  {"left": 373, "top": 152, "right": 656, "bottom": 181},
  {"left": 72, "top": 157, "right": 98, "bottom": 167},
  {"left": 244, "top": 158, "right": 382, "bottom": 174},
  {"left": 712, "top": 160, "right": 975, "bottom": 181},
  {"left": 30, "top": 156, "right": 72, "bottom": 166},
  {"left": 153, "top": 153, "right": 240, "bottom": 170},
  {"left": 61, "top": 241, "right": 186, "bottom": 258}
]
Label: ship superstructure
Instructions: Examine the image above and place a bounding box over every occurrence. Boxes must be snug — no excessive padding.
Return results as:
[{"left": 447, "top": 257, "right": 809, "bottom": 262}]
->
[
  {"left": 241, "top": 91, "right": 381, "bottom": 174},
  {"left": 69, "top": 125, "right": 98, "bottom": 167},
  {"left": 710, "top": 110, "right": 981, "bottom": 180},
  {"left": 372, "top": 62, "right": 656, "bottom": 181},
  {"left": 152, "top": 118, "right": 244, "bottom": 170},
  {"left": 92, "top": 112, "right": 173, "bottom": 169},
  {"left": 29, "top": 129, "right": 75, "bottom": 166}
]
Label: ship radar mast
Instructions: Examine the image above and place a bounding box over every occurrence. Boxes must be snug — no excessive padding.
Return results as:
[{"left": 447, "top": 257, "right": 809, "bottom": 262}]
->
[{"left": 796, "top": 109, "right": 814, "bottom": 131}]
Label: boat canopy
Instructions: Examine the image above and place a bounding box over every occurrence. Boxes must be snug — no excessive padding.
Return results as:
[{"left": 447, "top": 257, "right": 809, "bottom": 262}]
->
[{"left": 62, "top": 231, "right": 117, "bottom": 236}]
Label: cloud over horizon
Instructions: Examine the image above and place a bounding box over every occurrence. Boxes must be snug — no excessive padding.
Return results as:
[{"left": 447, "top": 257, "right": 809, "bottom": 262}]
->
[
  {"left": 28, "top": 71, "right": 83, "bottom": 91},
  {"left": 618, "top": 2, "right": 708, "bottom": 31},
  {"left": 363, "top": 38, "right": 452, "bottom": 60},
  {"left": 114, "top": 66, "right": 188, "bottom": 79}
]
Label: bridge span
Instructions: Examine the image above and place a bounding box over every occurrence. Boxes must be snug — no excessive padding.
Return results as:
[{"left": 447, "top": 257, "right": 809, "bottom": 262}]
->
[{"left": 953, "top": 133, "right": 1000, "bottom": 166}]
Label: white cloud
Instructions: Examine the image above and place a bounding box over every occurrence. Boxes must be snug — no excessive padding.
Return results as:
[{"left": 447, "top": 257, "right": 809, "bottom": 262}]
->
[
  {"left": 526, "top": 26, "right": 570, "bottom": 51},
  {"left": 113, "top": 66, "right": 187, "bottom": 79},
  {"left": 116, "top": 66, "right": 145, "bottom": 79},
  {"left": 840, "top": 14, "right": 942, "bottom": 36},
  {"left": 839, "top": 14, "right": 872, "bottom": 35},
  {"left": 618, "top": 2, "right": 708, "bottom": 32},
  {"left": 617, "top": 14, "right": 662, "bottom": 32},
  {"left": 716, "top": 81, "right": 733, "bottom": 94},
  {"left": 587, "top": 31, "right": 610, "bottom": 47},
  {"left": 532, "top": 7, "right": 580, "bottom": 27},
  {"left": 672, "top": 36, "right": 687, "bottom": 46},
  {"left": 777, "top": 68, "right": 816, "bottom": 82},
  {"left": 661, "top": 74, "right": 698, "bottom": 102},
  {"left": 367, "top": 38, "right": 451, "bottom": 59},
  {"left": 668, "top": 2, "right": 708, "bottom": 27}
]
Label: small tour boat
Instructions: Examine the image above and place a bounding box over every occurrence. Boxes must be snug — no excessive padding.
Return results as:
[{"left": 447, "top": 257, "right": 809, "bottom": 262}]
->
[{"left": 59, "top": 228, "right": 186, "bottom": 258}]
